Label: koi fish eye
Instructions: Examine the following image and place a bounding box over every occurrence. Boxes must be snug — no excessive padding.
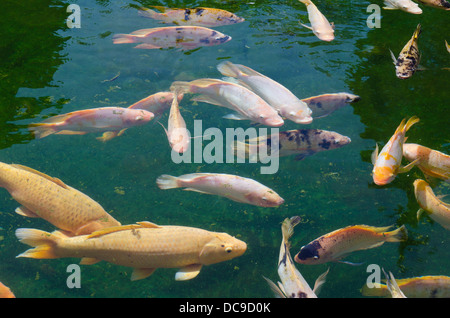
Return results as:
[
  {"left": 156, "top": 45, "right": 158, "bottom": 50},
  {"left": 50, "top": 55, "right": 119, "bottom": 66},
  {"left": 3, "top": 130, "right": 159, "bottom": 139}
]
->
[
  {"left": 259, "top": 114, "right": 266, "bottom": 119},
  {"left": 225, "top": 246, "right": 232, "bottom": 253},
  {"left": 262, "top": 197, "right": 268, "bottom": 201},
  {"left": 135, "top": 115, "right": 144, "bottom": 121}
]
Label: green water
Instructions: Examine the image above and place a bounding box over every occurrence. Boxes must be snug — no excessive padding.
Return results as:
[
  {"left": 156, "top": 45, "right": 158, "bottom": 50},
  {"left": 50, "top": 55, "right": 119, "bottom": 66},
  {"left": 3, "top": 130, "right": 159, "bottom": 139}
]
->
[{"left": 0, "top": 0, "right": 449, "bottom": 298}]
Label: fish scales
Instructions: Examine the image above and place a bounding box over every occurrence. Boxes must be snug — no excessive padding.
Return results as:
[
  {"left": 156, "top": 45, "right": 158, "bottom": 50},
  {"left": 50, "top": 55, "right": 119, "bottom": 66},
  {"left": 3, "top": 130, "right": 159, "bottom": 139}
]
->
[{"left": 0, "top": 162, "right": 120, "bottom": 235}]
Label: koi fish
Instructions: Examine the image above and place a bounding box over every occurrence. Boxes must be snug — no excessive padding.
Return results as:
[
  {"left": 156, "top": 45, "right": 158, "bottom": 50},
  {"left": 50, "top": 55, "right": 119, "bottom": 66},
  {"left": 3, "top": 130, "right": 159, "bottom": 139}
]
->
[
  {"left": 156, "top": 173, "right": 284, "bottom": 207},
  {"left": 403, "top": 143, "right": 450, "bottom": 182},
  {"left": 383, "top": 0, "right": 423, "bottom": 14},
  {"left": 362, "top": 275, "right": 450, "bottom": 298},
  {"left": 371, "top": 116, "right": 420, "bottom": 186},
  {"left": 298, "top": 0, "right": 335, "bottom": 42},
  {"left": 0, "top": 162, "right": 121, "bottom": 236},
  {"left": 0, "top": 282, "right": 15, "bottom": 298},
  {"left": 414, "top": 179, "right": 450, "bottom": 230},
  {"left": 294, "top": 224, "right": 408, "bottom": 265},
  {"left": 301, "top": 93, "right": 360, "bottom": 119},
  {"left": 217, "top": 61, "right": 313, "bottom": 124},
  {"left": 29, "top": 107, "right": 154, "bottom": 139},
  {"left": 15, "top": 221, "right": 247, "bottom": 281},
  {"left": 264, "top": 216, "right": 329, "bottom": 298},
  {"left": 159, "top": 91, "right": 190, "bottom": 153},
  {"left": 383, "top": 269, "right": 407, "bottom": 298},
  {"left": 446, "top": 40, "right": 450, "bottom": 53},
  {"left": 416, "top": 0, "right": 450, "bottom": 10},
  {"left": 98, "top": 92, "right": 181, "bottom": 142},
  {"left": 138, "top": 6, "right": 245, "bottom": 27},
  {"left": 113, "top": 26, "right": 231, "bottom": 51},
  {"left": 390, "top": 24, "right": 422, "bottom": 79},
  {"left": 233, "top": 129, "right": 351, "bottom": 162},
  {"left": 170, "top": 79, "right": 284, "bottom": 127}
]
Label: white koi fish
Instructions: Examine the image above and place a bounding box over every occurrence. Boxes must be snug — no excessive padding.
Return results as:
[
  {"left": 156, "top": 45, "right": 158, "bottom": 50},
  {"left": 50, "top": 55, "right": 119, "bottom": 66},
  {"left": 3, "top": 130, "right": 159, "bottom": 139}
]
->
[
  {"left": 138, "top": 6, "right": 245, "bottom": 27},
  {"left": 217, "top": 61, "right": 313, "bottom": 124},
  {"left": 156, "top": 173, "right": 284, "bottom": 207},
  {"left": 264, "top": 216, "right": 329, "bottom": 298},
  {"left": 113, "top": 26, "right": 231, "bottom": 51},
  {"left": 416, "top": 0, "right": 450, "bottom": 10},
  {"left": 160, "top": 91, "right": 190, "bottom": 153},
  {"left": 170, "top": 78, "right": 284, "bottom": 127},
  {"left": 371, "top": 116, "right": 420, "bottom": 186},
  {"left": 29, "top": 107, "right": 154, "bottom": 139},
  {"left": 298, "top": 0, "right": 335, "bottom": 42},
  {"left": 383, "top": 0, "right": 423, "bottom": 14},
  {"left": 301, "top": 93, "right": 360, "bottom": 119},
  {"left": 403, "top": 143, "right": 450, "bottom": 182}
]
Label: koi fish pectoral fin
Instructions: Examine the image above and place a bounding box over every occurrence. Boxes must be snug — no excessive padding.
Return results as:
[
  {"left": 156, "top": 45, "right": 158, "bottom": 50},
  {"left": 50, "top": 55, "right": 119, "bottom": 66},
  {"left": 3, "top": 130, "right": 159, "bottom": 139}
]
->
[
  {"left": 389, "top": 49, "right": 397, "bottom": 65},
  {"left": 397, "top": 158, "right": 419, "bottom": 174},
  {"left": 299, "top": 22, "right": 313, "bottom": 31},
  {"left": 312, "top": 267, "right": 330, "bottom": 296},
  {"left": 337, "top": 260, "right": 365, "bottom": 266},
  {"left": 15, "top": 206, "right": 40, "bottom": 218},
  {"left": 175, "top": 264, "right": 202, "bottom": 281},
  {"left": 371, "top": 143, "right": 379, "bottom": 165},
  {"left": 262, "top": 276, "right": 287, "bottom": 298},
  {"left": 131, "top": 268, "right": 157, "bottom": 281}
]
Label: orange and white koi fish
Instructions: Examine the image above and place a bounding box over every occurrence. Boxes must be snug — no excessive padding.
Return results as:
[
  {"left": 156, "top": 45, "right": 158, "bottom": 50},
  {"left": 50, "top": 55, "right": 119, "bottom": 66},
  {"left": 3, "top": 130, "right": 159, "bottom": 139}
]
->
[
  {"left": 414, "top": 179, "right": 450, "bottom": 230},
  {"left": 160, "top": 91, "right": 190, "bottom": 153},
  {"left": 0, "top": 162, "right": 121, "bottom": 236},
  {"left": 113, "top": 26, "right": 231, "bottom": 51},
  {"left": 403, "top": 143, "right": 450, "bottom": 182},
  {"left": 98, "top": 92, "right": 181, "bottom": 142},
  {"left": 29, "top": 107, "right": 154, "bottom": 139},
  {"left": 138, "top": 6, "right": 245, "bottom": 27},
  {"left": 170, "top": 79, "right": 284, "bottom": 127},
  {"left": 16, "top": 221, "right": 247, "bottom": 281},
  {"left": 362, "top": 275, "right": 450, "bottom": 298},
  {"left": 390, "top": 24, "right": 422, "bottom": 79},
  {"left": 264, "top": 216, "right": 329, "bottom": 298},
  {"left": 298, "top": 0, "right": 335, "bottom": 42},
  {"left": 0, "top": 282, "right": 15, "bottom": 298},
  {"left": 233, "top": 129, "right": 351, "bottom": 162},
  {"left": 301, "top": 93, "right": 360, "bottom": 119},
  {"left": 156, "top": 173, "right": 284, "bottom": 207},
  {"left": 294, "top": 224, "right": 408, "bottom": 265},
  {"left": 217, "top": 61, "right": 313, "bottom": 124},
  {"left": 371, "top": 116, "right": 420, "bottom": 186}
]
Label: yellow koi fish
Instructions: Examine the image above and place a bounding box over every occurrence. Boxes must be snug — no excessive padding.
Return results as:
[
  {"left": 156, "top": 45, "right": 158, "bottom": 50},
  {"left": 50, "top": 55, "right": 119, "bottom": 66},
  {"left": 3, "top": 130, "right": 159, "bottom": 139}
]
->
[
  {"left": 16, "top": 221, "right": 247, "bottom": 281},
  {"left": 390, "top": 24, "right": 422, "bottom": 79},
  {"left": 156, "top": 173, "right": 284, "bottom": 207},
  {"left": 371, "top": 116, "right": 420, "bottom": 186},
  {"left": 29, "top": 107, "right": 154, "bottom": 139},
  {"left": 414, "top": 179, "right": 450, "bottom": 230},
  {"left": 264, "top": 216, "right": 328, "bottom": 298},
  {"left": 403, "top": 143, "right": 450, "bottom": 182},
  {"left": 0, "top": 162, "right": 121, "bottom": 235},
  {"left": 298, "top": 0, "right": 335, "bottom": 42},
  {"left": 294, "top": 224, "right": 408, "bottom": 265},
  {"left": 0, "top": 282, "right": 15, "bottom": 298},
  {"left": 138, "top": 6, "right": 245, "bottom": 27},
  {"left": 362, "top": 275, "right": 450, "bottom": 298},
  {"left": 113, "top": 26, "right": 231, "bottom": 51},
  {"left": 98, "top": 92, "right": 181, "bottom": 142}
]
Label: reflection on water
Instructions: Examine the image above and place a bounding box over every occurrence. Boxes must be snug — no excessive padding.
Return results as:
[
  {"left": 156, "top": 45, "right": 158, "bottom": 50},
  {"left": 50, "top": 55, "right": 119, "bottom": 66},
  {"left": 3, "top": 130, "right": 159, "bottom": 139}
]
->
[{"left": 0, "top": 0, "right": 448, "bottom": 298}]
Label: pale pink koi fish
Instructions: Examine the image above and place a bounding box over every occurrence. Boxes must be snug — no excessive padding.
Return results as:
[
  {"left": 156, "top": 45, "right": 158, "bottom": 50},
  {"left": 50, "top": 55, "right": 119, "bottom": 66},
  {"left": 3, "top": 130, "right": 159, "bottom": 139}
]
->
[
  {"left": 29, "top": 107, "right": 154, "bottom": 139},
  {"left": 156, "top": 173, "right": 284, "bottom": 207},
  {"left": 113, "top": 26, "right": 231, "bottom": 50}
]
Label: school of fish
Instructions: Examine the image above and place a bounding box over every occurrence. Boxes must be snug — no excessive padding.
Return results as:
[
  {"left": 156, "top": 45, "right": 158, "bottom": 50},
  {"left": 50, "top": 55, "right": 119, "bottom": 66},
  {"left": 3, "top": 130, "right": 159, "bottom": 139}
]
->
[{"left": 1, "top": 3, "right": 449, "bottom": 299}]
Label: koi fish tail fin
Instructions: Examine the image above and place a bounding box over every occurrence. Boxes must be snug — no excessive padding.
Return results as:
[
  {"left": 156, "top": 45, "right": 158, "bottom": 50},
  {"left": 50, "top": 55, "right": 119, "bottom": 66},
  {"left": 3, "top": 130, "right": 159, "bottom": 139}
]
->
[
  {"left": 156, "top": 174, "right": 181, "bottom": 189},
  {"left": 137, "top": 7, "right": 161, "bottom": 20},
  {"left": 404, "top": 116, "right": 420, "bottom": 133},
  {"left": 386, "top": 225, "right": 408, "bottom": 242},
  {"left": 15, "top": 228, "right": 66, "bottom": 259},
  {"left": 112, "top": 33, "right": 136, "bottom": 44},
  {"left": 28, "top": 123, "right": 57, "bottom": 139},
  {"left": 360, "top": 283, "right": 388, "bottom": 297},
  {"left": 413, "top": 24, "right": 422, "bottom": 40},
  {"left": 281, "top": 216, "right": 301, "bottom": 245}
]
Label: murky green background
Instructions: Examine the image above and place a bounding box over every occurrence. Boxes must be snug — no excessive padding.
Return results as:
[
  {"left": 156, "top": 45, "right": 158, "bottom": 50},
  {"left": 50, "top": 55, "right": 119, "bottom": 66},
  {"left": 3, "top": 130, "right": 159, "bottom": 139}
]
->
[{"left": 0, "top": 0, "right": 448, "bottom": 298}]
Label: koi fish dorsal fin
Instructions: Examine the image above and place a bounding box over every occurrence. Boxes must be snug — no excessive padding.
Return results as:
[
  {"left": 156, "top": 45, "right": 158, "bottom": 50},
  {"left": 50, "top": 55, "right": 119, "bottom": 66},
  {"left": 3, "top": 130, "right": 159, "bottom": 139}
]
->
[
  {"left": 281, "top": 216, "right": 301, "bottom": 245},
  {"left": 10, "top": 164, "right": 69, "bottom": 189},
  {"left": 87, "top": 222, "right": 160, "bottom": 238}
]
